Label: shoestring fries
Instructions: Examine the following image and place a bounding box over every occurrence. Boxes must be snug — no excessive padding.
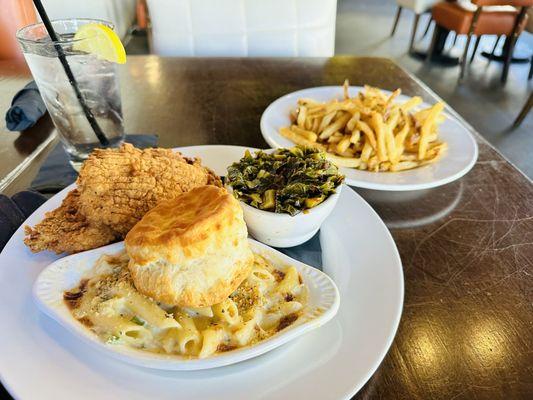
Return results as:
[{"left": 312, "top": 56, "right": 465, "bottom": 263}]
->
[{"left": 279, "top": 80, "right": 447, "bottom": 172}]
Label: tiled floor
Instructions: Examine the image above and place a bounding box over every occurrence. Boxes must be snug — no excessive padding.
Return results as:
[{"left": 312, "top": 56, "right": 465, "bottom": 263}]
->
[
  {"left": 126, "top": 0, "right": 533, "bottom": 178},
  {"left": 335, "top": 0, "right": 533, "bottom": 178}
]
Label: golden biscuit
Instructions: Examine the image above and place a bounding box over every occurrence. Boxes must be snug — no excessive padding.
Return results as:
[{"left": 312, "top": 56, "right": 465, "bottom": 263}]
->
[{"left": 125, "top": 185, "right": 253, "bottom": 307}]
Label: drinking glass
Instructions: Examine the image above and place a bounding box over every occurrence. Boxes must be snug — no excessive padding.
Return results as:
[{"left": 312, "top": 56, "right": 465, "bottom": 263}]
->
[{"left": 17, "top": 19, "right": 124, "bottom": 169}]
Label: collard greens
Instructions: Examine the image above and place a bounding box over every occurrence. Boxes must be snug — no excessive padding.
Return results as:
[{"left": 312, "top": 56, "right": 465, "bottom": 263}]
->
[{"left": 227, "top": 146, "right": 344, "bottom": 216}]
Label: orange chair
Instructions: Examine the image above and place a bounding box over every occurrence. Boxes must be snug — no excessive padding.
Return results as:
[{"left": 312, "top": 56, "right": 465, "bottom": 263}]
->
[
  {"left": 427, "top": 0, "right": 532, "bottom": 82},
  {"left": 0, "top": 0, "right": 36, "bottom": 60}
]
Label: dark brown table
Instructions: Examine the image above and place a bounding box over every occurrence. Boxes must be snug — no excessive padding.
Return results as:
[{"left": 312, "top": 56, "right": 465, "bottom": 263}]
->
[{"left": 1, "top": 56, "right": 532, "bottom": 399}]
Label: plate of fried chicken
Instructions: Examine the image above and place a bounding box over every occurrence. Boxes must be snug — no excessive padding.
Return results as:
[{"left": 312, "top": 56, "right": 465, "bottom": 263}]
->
[{"left": 0, "top": 143, "right": 403, "bottom": 400}]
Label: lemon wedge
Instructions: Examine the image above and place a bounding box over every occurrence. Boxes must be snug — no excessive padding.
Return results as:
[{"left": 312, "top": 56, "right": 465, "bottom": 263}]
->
[{"left": 73, "top": 23, "right": 126, "bottom": 64}]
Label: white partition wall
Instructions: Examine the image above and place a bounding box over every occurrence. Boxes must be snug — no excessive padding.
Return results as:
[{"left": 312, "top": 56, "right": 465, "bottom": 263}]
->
[
  {"left": 40, "top": 0, "right": 136, "bottom": 39},
  {"left": 146, "top": 0, "right": 337, "bottom": 57}
]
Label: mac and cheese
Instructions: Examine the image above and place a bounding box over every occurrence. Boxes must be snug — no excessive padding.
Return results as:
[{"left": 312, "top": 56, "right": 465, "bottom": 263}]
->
[{"left": 64, "top": 251, "right": 307, "bottom": 358}]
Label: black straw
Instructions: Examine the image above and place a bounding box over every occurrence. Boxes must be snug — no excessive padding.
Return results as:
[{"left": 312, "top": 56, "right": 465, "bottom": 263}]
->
[{"left": 32, "top": 0, "right": 109, "bottom": 146}]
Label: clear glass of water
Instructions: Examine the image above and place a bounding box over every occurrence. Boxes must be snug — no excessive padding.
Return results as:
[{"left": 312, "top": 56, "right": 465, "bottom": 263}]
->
[{"left": 17, "top": 19, "right": 124, "bottom": 170}]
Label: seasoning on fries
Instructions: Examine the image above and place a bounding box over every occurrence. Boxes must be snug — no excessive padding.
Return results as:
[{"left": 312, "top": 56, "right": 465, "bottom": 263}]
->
[{"left": 279, "top": 80, "right": 447, "bottom": 172}]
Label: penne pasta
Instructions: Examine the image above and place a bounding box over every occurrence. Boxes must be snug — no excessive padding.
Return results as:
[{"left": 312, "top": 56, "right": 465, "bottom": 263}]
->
[
  {"left": 276, "top": 266, "right": 300, "bottom": 295},
  {"left": 122, "top": 290, "right": 181, "bottom": 330},
  {"left": 234, "top": 314, "right": 260, "bottom": 346},
  {"left": 212, "top": 299, "right": 240, "bottom": 327},
  {"left": 64, "top": 251, "right": 307, "bottom": 359},
  {"left": 199, "top": 327, "right": 227, "bottom": 358}
]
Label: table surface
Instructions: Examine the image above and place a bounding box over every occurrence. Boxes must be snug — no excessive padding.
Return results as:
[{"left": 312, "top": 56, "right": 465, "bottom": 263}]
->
[
  {"left": 0, "top": 59, "right": 56, "bottom": 194},
  {"left": 1, "top": 56, "right": 532, "bottom": 400}
]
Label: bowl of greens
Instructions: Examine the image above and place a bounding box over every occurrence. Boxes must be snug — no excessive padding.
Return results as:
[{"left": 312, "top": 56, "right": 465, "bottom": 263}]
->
[{"left": 226, "top": 146, "right": 344, "bottom": 247}]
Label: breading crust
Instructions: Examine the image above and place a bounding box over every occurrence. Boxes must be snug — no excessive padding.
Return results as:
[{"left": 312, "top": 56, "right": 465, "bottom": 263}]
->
[{"left": 24, "top": 144, "right": 222, "bottom": 254}]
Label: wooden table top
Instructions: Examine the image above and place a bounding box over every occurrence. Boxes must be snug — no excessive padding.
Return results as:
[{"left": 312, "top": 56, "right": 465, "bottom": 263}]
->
[
  {"left": 1, "top": 56, "right": 532, "bottom": 399},
  {"left": 0, "top": 59, "right": 55, "bottom": 194}
]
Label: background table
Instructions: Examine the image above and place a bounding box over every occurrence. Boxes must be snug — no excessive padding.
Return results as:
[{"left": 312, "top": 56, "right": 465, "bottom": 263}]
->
[{"left": 1, "top": 56, "right": 532, "bottom": 399}]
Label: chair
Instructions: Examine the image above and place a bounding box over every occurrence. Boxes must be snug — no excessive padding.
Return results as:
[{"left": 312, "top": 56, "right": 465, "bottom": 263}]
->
[
  {"left": 146, "top": 0, "right": 337, "bottom": 57},
  {"left": 390, "top": 0, "right": 440, "bottom": 52},
  {"left": 428, "top": 0, "right": 532, "bottom": 81},
  {"left": 0, "top": 0, "right": 36, "bottom": 60}
]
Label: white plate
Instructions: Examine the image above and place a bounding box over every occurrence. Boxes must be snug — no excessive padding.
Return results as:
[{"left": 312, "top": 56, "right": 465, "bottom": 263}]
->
[
  {"left": 0, "top": 145, "right": 403, "bottom": 400},
  {"left": 260, "top": 86, "right": 478, "bottom": 191},
  {"left": 33, "top": 239, "right": 340, "bottom": 371}
]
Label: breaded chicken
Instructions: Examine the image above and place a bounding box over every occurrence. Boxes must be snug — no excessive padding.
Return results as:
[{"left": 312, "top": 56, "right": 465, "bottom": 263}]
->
[
  {"left": 77, "top": 144, "right": 221, "bottom": 235},
  {"left": 24, "top": 190, "right": 118, "bottom": 254},
  {"left": 24, "top": 144, "right": 222, "bottom": 254}
]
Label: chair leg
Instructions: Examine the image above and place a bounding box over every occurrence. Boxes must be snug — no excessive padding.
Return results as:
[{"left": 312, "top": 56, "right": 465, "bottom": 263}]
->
[
  {"left": 502, "top": 37, "right": 518, "bottom": 84},
  {"left": 452, "top": 32, "right": 458, "bottom": 47},
  {"left": 391, "top": 6, "right": 403, "bottom": 36},
  {"left": 490, "top": 35, "right": 503, "bottom": 60},
  {"left": 409, "top": 13, "right": 421, "bottom": 53},
  {"left": 460, "top": 33, "right": 473, "bottom": 80},
  {"left": 460, "top": 7, "right": 482, "bottom": 81},
  {"left": 512, "top": 92, "right": 533, "bottom": 128},
  {"left": 426, "top": 24, "right": 439, "bottom": 64},
  {"left": 445, "top": 31, "right": 457, "bottom": 52},
  {"left": 420, "top": 15, "right": 433, "bottom": 41},
  {"left": 502, "top": 6, "right": 528, "bottom": 84},
  {"left": 500, "top": 34, "right": 518, "bottom": 85},
  {"left": 469, "top": 35, "right": 481, "bottom": 64}
]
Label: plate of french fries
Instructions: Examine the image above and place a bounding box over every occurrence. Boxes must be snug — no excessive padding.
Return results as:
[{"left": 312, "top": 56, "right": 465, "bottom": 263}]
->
[{"left": 260, "top": 82, "right": 478, "bottom": 191}]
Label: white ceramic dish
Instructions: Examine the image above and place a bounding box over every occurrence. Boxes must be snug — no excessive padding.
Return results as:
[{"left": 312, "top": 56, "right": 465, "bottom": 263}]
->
[
  {"left": 0, "top": 145, "right": 403, "bottom": 400},
  {"left": 33, "top": 239, "right": 340, "bottom": 371},
  {"left": 227, "top": 185, "right": 342, "bottom": 248},
  {"left": 260, "top": 86, "right": 478, "bottom": 191}
]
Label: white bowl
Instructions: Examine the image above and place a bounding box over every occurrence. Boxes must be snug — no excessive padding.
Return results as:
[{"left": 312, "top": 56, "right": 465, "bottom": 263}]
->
[
  {"left": 33, "top": 239, "right": 340, "bottom": 371},
  {"left": 233, "top": 185, "right": 343, "bottom": 248},
  {"left": 260, "top": 86, "right": 478, "bottom": 191}
]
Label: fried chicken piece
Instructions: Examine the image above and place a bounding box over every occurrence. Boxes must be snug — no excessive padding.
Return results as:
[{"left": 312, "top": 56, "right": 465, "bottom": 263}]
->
[
  {"left": 24, "top": 189, "right": 119, "bottom": 254},
  {"left": 24, "top": 144, "right": 222, "bottom": 254},
  {"left": 77, "top": 144, "right": 222, "bottom": 235}
]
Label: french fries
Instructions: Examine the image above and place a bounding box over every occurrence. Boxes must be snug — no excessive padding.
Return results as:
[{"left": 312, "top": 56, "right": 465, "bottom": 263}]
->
[{"left": 279, "top": 81, "right": 447, "bottom": 172}]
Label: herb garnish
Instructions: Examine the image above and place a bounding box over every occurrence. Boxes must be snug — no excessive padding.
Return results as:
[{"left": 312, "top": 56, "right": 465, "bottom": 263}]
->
[
  {"left": 227, "top": 146, "right": 344, "bottom": 216},
  {"left": 131, "top": 316, "right": 145, "bottom": 326}
]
